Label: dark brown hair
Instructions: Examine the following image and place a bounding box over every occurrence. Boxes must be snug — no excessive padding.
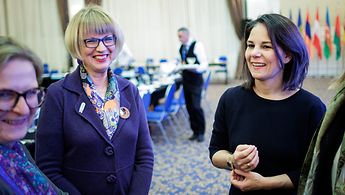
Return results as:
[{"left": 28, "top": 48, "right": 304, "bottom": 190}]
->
[{"left": 242, "top": 14, "right": 309, "bottom": 90}]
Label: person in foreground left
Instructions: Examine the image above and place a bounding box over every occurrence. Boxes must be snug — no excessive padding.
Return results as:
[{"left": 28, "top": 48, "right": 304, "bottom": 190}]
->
[{"left": 0, "top": 36, "right": 65, "bottom": 194}]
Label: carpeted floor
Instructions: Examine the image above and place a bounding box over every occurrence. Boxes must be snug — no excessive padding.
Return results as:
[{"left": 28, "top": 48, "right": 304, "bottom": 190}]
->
[
  {"left": 149, "top": 77, "right": 336, "bottom": 194},
  {"left": 149, "top": 111, "right": 230, "bottom": 194}
]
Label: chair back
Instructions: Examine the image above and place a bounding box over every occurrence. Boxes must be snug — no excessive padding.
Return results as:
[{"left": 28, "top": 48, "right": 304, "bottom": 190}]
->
[
  {"left": 218, "top": 56, "right": 227, "bottom": 67},
  {"left": 159, "top": 58, "right": 168, "bottom": 63},
  {"left": 114, "top": 67, "right": 123, "bottom": 75},
  {"left": 219, "top": 56, "right": 227, "bottom": 62},
  {"left": 43, "top": 63, "right": 49, "bottom": 74},
  {"left": 135, "top": 66, "right": 146, "bottom": 75},
  {"left": 146, "top": 58, "right": 154, "bottom": 65},
  {"left": 164, "top": 83, "right": 177, "bottom": 112},
  {"left": 204, "top": 71, "right": 211, "bottom": 91},
  {"left": 178, "top": 87, "right": 186, "bottom": 105},
  {"left": 142, "top": 91, "right": 151, "bottom": 112}
]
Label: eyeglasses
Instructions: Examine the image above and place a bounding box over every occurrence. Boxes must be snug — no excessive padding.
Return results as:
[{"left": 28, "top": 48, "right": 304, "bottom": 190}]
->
[
  {"left": 83, "top": 35, "right": 116, "bottom": 48},
  {"left": 0, "top": 88, "right": 45, "bottom": 112}
]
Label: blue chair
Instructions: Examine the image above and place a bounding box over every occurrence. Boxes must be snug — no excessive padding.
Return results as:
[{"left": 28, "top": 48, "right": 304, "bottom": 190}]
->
[
  {"left": 203, "top": 71, "right": 211, "bottom": 91},
  {"left": 43, "top": 63, "right": 49, "bottom": 74},
  {"left": 215, "top": 55, "right": 228, "bottom": 84},
  {"left": 159, "top": 58, "right": 168, "bottom": 63},
  {"left": 219, "top": 56, "right": 227, "bottom": 62},
  {"left": 175, "top": 87, "right": 189, "bottom": 123},
  {"left": 147, "top": 83, "right": 177, "bottom": 144},
  {"left": 135, "top": 66, "right": 146, "bottom": 74},
  {"left": 142, "top": 91, "right": 151, "bottom": 113},
  {"left": 135, "top": 66, "right": 149, "bottom": 84},
  {"left": 202, "top": 71, "right": 213, "bottom": 115},
  {"left": 146, "top": 58, "right": 154, "bottom": 65},
  {"left": 113, "top": 67, "right": 123, "bottom": 76},
  {"left": 154, "top": 87, "right": 189, "bottom": 130},
  {"left": 172, "top": 87, "right": 186, "bottom": 110}
]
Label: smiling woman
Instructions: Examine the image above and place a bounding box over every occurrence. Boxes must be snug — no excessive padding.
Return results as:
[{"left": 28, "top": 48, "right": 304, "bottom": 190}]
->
[
  {"left": 245, "top": 23, "right": 287, "bottom": 90},
  {"left": 35, "top": 5, "right": 154, "bottom": 195},
  {"left": 209, "top": 14, "right": 326, "bottom": 195},
  {"left": 242, "top": 14, "right": 309, "bottom": 94},
  {"left": 0, "top": 36, "right": 65, "bottom": 194}
]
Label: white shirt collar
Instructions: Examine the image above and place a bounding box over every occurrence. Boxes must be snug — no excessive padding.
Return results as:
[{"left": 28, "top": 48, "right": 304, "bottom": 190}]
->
[{"left": 185, "top": 38, "right": 195, "bottom": 48}]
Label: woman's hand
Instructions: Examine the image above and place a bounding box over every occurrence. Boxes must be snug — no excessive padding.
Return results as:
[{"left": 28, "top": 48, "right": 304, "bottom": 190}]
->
[
  {"left": 233, "top": 144, "right": 259, "bottom": 172},
  {"left": 230, "top": 169, "right": 266, "bottom": 192}
]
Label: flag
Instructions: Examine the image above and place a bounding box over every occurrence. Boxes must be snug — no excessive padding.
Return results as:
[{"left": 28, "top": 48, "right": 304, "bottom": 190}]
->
[
  {"left": 297, "top": 9, "right": 303, "bottom": 33},
  {"left": 313, "top": 8, "right": 322, "bottom": 59},
  {"left": 334, "top": 14, "right": 341, "bottom": 60},
  {"left": 342, "top": 24, "right": 345, "bottom": 47},
  {"left": 342, "top": 24, "right": 345, "bottom": 61},
  {"left": 305, "top": 11, "right": 313, "bottom": 58},
  {"left": 324, "top": 7, "right": 332, "bottom": 59}
]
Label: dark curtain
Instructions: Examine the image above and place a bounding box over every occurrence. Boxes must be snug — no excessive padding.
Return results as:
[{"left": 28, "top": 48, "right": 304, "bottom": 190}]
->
[
  {"left": 3, "top": 0, "right": 9, "bottom": 35},
  {"left": 56, "top": 0, "right": 73, "bottom": 69},
  {"left": 56, "top": 0, "right": 69, "bottom": 35},
  {"left": 227, "top": 0, "right": 245, "bottom": 79},
  {"left": 85, "top": 0, "right": 102, "bottom": 5}
]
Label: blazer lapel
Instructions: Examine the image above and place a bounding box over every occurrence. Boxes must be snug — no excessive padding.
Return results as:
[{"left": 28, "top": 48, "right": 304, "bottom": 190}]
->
[
  {"left": 111, "top": 94, "right": 132, "bottom": 141},
  {"left": 75, "top": 94, "right": 112, "bottom": 144},
  {"left": 64, "top": 66, "right": 131, "bottom": 144}
]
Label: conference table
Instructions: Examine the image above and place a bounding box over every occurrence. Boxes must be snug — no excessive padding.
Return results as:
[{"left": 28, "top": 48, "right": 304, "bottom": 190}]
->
[
  {"left": 41, "top": 69, "right": 182, "bottom": 106},
  {"left": 137, "top": 74, "right": 182, "bottom": 107}
]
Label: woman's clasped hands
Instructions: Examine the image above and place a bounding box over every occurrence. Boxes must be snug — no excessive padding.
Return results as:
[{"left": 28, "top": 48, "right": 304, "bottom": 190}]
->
[{"left": 231, "top": 144, "right": 265, "bottom": 191}]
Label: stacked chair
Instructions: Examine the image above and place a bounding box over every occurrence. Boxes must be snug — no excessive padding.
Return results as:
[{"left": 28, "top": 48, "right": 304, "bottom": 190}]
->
[
  {"left": 202, "top": 71, "right": 213, "bottom": 115},
  {"left": 146, "top": 83, "right": 177, "bottom": 144}
]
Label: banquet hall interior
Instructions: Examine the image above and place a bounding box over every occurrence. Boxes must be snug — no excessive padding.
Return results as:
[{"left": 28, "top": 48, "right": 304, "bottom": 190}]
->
[{"left": 1, "top": 0, "right": 344, "bottom": 194}]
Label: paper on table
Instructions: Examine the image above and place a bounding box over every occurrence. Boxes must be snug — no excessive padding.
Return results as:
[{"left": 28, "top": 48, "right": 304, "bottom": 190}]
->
[{"left": 176, "top": 64, "right": 199, "bottom": 70}]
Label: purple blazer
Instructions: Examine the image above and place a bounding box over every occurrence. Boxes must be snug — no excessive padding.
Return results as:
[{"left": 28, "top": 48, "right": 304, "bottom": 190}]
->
[{"left": 35, "top": 66, "right": 154, "bottom": 195}]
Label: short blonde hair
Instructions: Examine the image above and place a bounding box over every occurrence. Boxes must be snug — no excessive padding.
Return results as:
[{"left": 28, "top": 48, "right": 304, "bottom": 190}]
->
[
  {"left": 65, "top": 5, "right": 124, "bottom": 60},
  {"left": 0, "top": 36, "right": 42, "bottom": 83}
]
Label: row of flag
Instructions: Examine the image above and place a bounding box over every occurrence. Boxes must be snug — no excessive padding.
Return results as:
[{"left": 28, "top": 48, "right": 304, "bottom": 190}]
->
[{"left": 289, "top": 7, "right": 345, "bottom": 61}]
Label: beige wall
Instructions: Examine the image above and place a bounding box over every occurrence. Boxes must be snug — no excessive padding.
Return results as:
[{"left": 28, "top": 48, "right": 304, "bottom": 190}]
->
[
  {"left": 103, "top": 0, "right": 240, "bottom": 78},
  {"left": 1, "top": 1, "right": 343, "bottom": 76},
  {"left": 0, "top": 0, "right": 68, "bottom": 73}
]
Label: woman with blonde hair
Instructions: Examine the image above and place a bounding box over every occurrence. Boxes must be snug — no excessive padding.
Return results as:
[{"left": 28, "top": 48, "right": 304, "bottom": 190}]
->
[{"left": 36, "top": 5, "right": 154, "bottom": 194}]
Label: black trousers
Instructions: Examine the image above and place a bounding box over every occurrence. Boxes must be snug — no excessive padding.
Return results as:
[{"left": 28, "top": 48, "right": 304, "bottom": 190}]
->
[{"left": 182, "top": 70, "right": 205, "bottom": 135}]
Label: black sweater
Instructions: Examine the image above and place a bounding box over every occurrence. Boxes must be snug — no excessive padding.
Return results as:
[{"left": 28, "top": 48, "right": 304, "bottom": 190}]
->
[{"left": 209, "top": 86, "right": 326, "bottom": 195}]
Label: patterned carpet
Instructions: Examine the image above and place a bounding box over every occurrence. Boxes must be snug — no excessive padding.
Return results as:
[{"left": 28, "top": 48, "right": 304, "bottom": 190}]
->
[{"left": 149, "top": 112, "right": 231, "bottom": 194}]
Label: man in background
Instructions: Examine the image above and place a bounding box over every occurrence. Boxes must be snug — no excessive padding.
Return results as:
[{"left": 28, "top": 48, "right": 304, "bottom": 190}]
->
[{"left": 177, "top": 27, "right": 208, "bottom": 142}]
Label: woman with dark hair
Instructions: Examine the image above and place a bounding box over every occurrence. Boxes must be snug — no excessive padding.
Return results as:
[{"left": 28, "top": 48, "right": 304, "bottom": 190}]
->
[{"left": 209, "top": 14, "right": 326, "bottom": 194}]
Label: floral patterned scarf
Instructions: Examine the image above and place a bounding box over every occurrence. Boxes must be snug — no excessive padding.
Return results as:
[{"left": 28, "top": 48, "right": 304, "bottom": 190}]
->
[
  {"left": 0, "top": 142, "right": 56, "bottom": 194},
  {"left": 80, "top": 64, "right": 120, "bottom": 139}
]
